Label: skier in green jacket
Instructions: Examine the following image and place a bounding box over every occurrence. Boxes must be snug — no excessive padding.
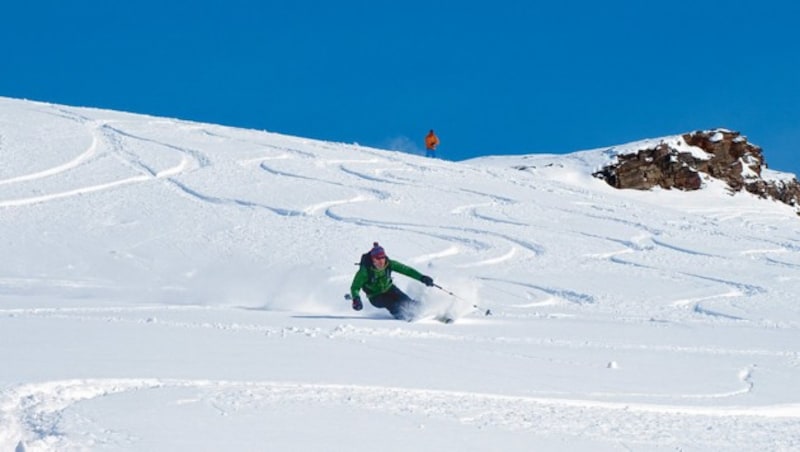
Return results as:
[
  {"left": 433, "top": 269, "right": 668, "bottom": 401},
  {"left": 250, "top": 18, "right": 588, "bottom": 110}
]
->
[{"left": 350, "top": 243, "right": 434, "bottom": 320}]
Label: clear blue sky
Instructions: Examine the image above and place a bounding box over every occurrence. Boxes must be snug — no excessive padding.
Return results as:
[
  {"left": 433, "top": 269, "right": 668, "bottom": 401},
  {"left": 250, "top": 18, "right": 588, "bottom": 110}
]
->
[{"left": 2, "top": 1, "right": 798, "bottom": 174}]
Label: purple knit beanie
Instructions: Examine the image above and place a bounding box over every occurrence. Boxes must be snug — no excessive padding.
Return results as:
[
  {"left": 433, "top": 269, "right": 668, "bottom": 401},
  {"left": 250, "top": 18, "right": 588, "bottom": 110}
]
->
[{"left": 370, "top": 242, "right": 386, "bottom": 259}]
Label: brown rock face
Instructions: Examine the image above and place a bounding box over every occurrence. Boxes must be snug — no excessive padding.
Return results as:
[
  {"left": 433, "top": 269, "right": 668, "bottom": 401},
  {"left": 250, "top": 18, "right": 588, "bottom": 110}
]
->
[{"left": 593, "top": 129, "right": 800, "bottom": 214}]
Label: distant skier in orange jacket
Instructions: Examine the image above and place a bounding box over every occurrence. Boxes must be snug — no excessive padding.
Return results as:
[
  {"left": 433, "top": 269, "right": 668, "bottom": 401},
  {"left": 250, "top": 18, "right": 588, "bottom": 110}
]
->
[{"left": 425, "top": 129, "right": 439, "bottom": 158}]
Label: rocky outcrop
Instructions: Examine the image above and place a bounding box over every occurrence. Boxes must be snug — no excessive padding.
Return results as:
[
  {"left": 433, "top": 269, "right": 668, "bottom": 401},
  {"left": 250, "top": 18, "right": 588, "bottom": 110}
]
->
[{"left": 593, "top": 129, "right": 800, "bottom": 214}]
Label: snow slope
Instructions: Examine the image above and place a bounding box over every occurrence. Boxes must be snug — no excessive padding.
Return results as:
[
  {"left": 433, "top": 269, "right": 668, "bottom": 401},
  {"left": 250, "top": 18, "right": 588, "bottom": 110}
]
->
[{"left": 1, "top": 97, "right": 799, "bottom": 451}]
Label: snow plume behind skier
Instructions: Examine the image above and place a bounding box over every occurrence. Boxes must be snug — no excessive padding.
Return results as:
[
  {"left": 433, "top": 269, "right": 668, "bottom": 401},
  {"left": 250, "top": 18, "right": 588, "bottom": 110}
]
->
[
  {"left": 349, "top": 242, "right": 435, "bottom": 321},
  {"left": 410, "top": 276, "right": 483, "bottom": 321}
]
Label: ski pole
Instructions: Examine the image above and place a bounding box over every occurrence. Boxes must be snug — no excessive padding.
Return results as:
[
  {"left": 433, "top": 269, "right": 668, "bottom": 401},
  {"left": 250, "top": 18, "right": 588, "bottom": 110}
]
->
[
  {"left": 433, "top": 283, "right": 462, "bottom": 299},
  {"left": 433, "top": 284, "right": 492, "bottom": 316}
]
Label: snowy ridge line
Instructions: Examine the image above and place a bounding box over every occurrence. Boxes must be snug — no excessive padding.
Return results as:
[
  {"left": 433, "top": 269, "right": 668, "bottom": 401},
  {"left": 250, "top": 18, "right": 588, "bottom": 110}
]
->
[{"left": 3, "top": 378, "right": 799, "bottom": 450}]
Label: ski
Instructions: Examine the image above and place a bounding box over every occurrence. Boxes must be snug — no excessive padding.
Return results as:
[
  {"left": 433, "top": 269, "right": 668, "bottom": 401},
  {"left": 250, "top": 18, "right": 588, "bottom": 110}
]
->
[
  {"left": 345, "top": 293, "right": 485, "bottom": 323},
  {"left": 435, "top": 314, "right": 454, "bottom": 324}
]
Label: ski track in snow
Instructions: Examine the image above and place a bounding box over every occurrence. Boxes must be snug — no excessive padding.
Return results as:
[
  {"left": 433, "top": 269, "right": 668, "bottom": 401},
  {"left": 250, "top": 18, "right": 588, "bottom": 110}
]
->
[
  {"left": 169, "top": 178, "right": 306, "bottom": 217},
  {"left": 0, "top": 112, "right": 786, "bottom": 325},
  {"left": 1, "top": 104, "right": 767, "bottom": 310},
  {"left": 0, "top": 125, "right": 98, "bottom": 186},
  {"left": 0, "top": 118, "right": 199, "bottom": 207},
  {"left": 4, "top": 100, "right": 800, "bottom": 450},
  {"left": 2, "top": 305, "right": 793, "bottom": 360},
  {"left": 2, "top": 378, "right": 799, "bottom": 451},
  {"left": 477, "top": 277, "right": 596, "bottom": 306}
]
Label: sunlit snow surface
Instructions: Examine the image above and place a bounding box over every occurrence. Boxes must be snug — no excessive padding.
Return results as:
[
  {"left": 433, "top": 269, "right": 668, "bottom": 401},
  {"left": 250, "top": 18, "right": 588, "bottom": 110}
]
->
[{"left": 1, "top": 97, "right": 799, "bottom": 451}]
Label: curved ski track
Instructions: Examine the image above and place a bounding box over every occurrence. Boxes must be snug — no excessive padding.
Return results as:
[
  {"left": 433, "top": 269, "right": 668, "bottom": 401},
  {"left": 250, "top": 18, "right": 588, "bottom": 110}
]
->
[{"left": 2, "top": 376, "right": 798, "bottom": 451}]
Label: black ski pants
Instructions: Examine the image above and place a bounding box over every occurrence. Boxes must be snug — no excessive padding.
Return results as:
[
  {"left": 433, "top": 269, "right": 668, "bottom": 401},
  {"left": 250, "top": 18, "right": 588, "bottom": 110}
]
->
[{"left": 368, "top": 285, "right": 420, "bottom": 320}]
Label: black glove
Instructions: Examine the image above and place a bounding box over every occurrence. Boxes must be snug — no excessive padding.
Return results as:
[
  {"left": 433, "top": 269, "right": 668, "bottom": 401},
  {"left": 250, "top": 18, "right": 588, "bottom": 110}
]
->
[
  {"left": 420, "top": 275, "right": 434, "bottom": 287},
  {"left": 352, "top": 296, "right": 363, "bottom": 311}
]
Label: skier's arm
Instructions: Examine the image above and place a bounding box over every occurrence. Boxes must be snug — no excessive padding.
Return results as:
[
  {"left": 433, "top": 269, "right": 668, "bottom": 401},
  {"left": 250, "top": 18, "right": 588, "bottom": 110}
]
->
[
  {"left": 350, "top": 267, "right": 369, "bottom": 299},
  {"left": 389, "top": 261, "right": 425, "bottom": 282}
]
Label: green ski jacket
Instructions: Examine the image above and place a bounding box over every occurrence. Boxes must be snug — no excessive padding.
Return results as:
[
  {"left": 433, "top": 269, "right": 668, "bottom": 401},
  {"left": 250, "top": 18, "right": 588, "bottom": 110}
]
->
[{"left": 350, "top": 258, "right": 424, "bottom": 300}]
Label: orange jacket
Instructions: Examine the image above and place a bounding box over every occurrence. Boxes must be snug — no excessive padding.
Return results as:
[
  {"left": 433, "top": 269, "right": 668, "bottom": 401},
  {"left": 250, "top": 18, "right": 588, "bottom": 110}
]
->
[{"left": 425, "top": 131, "right": 440, "bottom": 150}]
